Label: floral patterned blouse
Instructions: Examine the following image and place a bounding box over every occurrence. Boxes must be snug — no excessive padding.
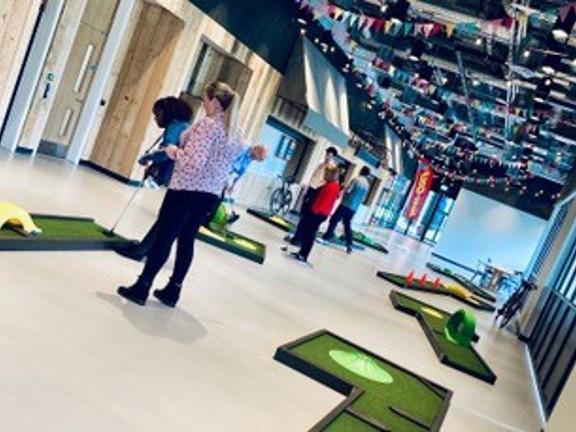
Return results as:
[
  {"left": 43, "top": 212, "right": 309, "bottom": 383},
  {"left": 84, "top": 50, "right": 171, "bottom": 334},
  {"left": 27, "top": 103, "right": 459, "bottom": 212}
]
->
[{"left": 170, "top": 114, "right": 245, "bottom": 195}]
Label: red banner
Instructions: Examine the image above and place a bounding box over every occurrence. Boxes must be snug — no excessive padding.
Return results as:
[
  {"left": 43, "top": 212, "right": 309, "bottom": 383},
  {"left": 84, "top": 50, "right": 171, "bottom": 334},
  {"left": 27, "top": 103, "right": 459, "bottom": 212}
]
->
[{"left": 405, "top": 164, "right": 434, "bottom": 220}]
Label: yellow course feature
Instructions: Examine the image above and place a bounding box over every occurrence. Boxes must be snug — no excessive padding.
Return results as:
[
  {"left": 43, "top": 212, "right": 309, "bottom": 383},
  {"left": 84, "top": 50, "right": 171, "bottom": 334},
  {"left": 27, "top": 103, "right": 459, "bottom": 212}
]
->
[
  {"left": 0, "top": 202, "right": 42, "bottom": 236},
  {"left": 445, "top": 283, "right": 473, "bottom": 299}
]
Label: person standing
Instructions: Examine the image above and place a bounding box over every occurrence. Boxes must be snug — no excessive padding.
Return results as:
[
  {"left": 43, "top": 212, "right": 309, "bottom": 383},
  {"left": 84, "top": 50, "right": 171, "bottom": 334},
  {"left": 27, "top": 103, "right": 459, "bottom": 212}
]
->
[
  {"left": 288, "top": 165, "right": 341, "bottom": 263},
  {"left": 287, "top": 146, "right": 338, "bottom": 244},
  {"left": 322, "top": 166, "right": 371, "bottom": 254},
  {"left": 117, "top": 81, "right": 244, "bottom": 307}
]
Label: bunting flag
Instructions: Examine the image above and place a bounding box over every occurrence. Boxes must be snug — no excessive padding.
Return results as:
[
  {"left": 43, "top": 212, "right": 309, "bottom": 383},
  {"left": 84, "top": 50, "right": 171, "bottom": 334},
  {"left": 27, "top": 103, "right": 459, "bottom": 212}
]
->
[
  {"left": 384, "top": 20, "right": 393, "bottom": 33},
  {"left": 404, "top": 23, "right": 414, "bottom": 36},
  {"left": 373, "top": 19, "right": 384, "bottom": 32},
  {"left": 559, "top": 4, "right": 572, "bottom": 22},
  {"left": 445, "top": 22, "right": 456, "bottom": 37}
]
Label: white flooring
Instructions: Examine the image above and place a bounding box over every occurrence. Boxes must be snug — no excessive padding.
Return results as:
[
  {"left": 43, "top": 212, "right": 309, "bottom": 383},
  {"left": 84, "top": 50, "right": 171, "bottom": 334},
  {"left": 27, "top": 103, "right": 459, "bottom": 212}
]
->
[{"left": 0, "top": 151, "right": 544, "bottom": 431}]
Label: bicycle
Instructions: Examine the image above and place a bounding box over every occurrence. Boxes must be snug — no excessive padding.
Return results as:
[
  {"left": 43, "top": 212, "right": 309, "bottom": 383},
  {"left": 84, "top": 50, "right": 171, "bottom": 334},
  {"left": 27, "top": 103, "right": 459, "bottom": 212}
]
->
[
  {"left": 269, "top": 175, "right": 296, "bottom": 215},
  {"left": 495, "top": 278, "right": 537, "bottom": 329}
]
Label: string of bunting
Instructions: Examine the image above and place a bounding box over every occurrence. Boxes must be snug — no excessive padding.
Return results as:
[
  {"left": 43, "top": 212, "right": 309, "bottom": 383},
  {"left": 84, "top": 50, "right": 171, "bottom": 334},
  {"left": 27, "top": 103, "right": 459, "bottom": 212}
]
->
[{"left": 296, "top": 0, "right": 576, "bottom": 39}]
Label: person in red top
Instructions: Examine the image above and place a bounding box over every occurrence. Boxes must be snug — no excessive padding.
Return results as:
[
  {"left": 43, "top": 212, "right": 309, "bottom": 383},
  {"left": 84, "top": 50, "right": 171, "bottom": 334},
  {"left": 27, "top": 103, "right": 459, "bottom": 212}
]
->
[{"left": 289, "top": 165, "right": 341, "bottom": 263}]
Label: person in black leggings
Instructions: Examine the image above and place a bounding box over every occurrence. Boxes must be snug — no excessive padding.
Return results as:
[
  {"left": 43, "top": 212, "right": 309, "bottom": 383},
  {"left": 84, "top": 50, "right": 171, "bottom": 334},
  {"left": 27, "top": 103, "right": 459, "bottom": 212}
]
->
[{"left": 117, "top": 81, "right": 245, "bottom": 307}]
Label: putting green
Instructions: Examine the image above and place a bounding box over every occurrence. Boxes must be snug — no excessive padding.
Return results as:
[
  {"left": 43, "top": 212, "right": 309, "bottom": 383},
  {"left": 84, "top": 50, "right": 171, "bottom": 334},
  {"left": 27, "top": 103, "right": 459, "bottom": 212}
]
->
[
  {"left": 196, "top": 226, "right": 266, "bottom": 264},
  {"left": 0, "top": 214, "right": 131, "bottom": 251},
  {"left": 426, "top": 263, "right": 496, "bottom": 302},
  {"left": 390, "top": 291, "right": 497, "bottom": 384},
  {"left": 350, "top": 231, "right": 389, "bottom": 254},
  {"left": 275, "top": 330, "right": 452, "bottom": 431},
  {"left": 246, "top": 208, "right": 295, "bottom": 232},
  {"left": 329, "top": 350, "right": 394, "bottom": 384},
  {"left": 377, "top": 271, "right": 496, "bottom": 312}
]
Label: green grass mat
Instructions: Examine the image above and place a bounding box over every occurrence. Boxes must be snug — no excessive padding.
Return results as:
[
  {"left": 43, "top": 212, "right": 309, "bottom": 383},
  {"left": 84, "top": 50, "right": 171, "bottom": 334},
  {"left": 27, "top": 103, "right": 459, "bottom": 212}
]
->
[
  {"left": 197, "top": 226, "right": 266, "bottom": 264},
  {"left": 377, "top": 271, "right": 495, "bottom": 313},
  {"left": 0, "top": 214, "right": 130, "bottom": 251},
  {"left": 390, "top": 291, "right": 497, "bottom": 385},
  {"left": 350, "top": 231, "right": 389, "bottom": 254},
  {"left": 246, "top": 208, "right": 295, "bottom": 232},
  {"left": 426, "top": 263, "right": 496, "bottom": 302},
  {"left": 275, "top": 330, "right": 451, "bottom": 431}
]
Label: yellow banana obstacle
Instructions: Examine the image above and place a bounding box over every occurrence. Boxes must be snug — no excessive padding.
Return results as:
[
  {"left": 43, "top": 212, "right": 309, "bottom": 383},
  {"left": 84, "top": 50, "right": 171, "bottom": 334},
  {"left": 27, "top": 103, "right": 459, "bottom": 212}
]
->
[{"left": 0, "top": 202, "right": 42, "bottom": 236}]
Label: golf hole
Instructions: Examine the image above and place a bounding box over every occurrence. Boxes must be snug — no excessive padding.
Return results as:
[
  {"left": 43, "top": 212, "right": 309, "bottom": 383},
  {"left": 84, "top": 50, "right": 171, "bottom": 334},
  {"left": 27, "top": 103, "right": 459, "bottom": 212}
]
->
[{"left": 329, "top": 350, "right": 394, "bottom": 384}]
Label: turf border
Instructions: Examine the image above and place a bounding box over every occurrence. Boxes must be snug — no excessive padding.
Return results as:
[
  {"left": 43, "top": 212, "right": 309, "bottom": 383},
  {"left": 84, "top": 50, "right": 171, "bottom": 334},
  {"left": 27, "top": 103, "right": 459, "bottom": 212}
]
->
[
  {"left": 196, "top": 228, "right": 266, "bottom": 264},
  {"left": 246, "top": 208, "right": 295, "bottom": 232},
  {"left": 377, "top": 271, "right": 496, "bottom": 313},
  {"left": 274, "top": 329, "right": 452, "bottom": 431},
  {"left": 426, "top": 263, "right": 496, "bottom": 302},
  {"left": 390, "top": 291, "right": 497, "bottom": 385},
  {"left": 0, "top": 214, "right": 132, "bottom": 251}
]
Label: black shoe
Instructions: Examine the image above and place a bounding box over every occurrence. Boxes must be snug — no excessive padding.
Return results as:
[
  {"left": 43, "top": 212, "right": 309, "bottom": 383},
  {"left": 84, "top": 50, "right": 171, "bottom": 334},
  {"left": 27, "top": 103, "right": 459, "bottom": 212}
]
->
[
  {"left": 153, "top": 281, "right": 182, "bottom": 308},
  {"left": 114, "top": 244, "right": 146, "bottom": 262},
  {"left": 289, "top": 252, "right": 307, "bottom": 263},
  {"left": 346, "top": 246, "right": 353, "bottom": 254},
  {"left": 117, "top": 280, "right": 151, "bottom": 306},
  {"left": 227, "top": 212, "right": 240, "bottom": 224}
]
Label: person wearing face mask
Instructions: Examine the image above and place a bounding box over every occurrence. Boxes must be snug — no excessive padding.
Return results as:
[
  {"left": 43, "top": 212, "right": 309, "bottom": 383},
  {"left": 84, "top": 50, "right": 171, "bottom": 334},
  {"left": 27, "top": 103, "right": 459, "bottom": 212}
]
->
[{"left": 116, "top": 81, "right": 245, "bottom": 307}]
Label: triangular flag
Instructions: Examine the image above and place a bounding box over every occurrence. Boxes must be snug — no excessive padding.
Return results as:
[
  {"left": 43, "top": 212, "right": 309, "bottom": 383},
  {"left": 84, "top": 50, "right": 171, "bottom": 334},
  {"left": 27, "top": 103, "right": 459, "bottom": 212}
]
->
[
  {"left": 374, "top": 18, "right": 384, "bottom": 32},
  {"left": 349, "top": 14, "right": 359, "bottom": 26},
  {"left": 445, "top": 22, "right": 456, "bottom": 37},
  {"left": 423, "top": 23, "right": 434, "bottom": 38},
  {"left": 299, "top": 0, "right": 309, "bottom": 9},
  {"left": 559, "top": 5, "right": 572, "bottom": 22},
  {"left": 404, "top": 23, "right": 414, "bottom": 36},
  {"left": 384, "top": 20, "right": 393, "bottom": 33},
  {"left": 333, "top": 7, "right": 344, "bottom": 20},
  {"left": 357, "top": 15, "right": 366, "bottom": 28},
  {"left": 366, "top": 17, "right": 376, "bottom": 30}
]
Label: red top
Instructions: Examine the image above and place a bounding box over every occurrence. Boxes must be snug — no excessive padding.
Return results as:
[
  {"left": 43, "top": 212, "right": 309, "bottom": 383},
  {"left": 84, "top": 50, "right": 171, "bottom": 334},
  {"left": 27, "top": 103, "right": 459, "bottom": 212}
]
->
[{"left": 312, "top": 181, "right": 341, "bottom": 216}]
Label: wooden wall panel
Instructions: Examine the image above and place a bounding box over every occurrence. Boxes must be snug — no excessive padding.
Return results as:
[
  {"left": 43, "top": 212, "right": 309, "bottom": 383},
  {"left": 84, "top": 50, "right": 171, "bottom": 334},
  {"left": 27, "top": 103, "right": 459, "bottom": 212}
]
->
[
  {"left": 0, "top": 0, "right": 42, "bottom": 131},
  {"left": 90, "top": 3, "right": 183, "bottom": 177}
]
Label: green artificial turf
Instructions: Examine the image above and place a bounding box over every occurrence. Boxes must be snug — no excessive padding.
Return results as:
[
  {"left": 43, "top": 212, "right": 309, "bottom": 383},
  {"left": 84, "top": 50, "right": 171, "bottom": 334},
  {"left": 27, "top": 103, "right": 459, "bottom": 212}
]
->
[
  {"left": 391, "top": 291, "right": 496, "bottom": 384},
  {"left": 323, "top": 412, "right": 381, "bottom": 432},
  {"left": 246, "top": 208, "right": 295, "bottom": 232},
  {"left": 197, "top": 227, "right": 266, "bottom": 264},
  {"left": 0, "top": 216, "right": 118, "bottom": 240},
  {"left": 426, "top": 263, "right": 496, "bottom": 302},
  {"left": 290, "top": 333, "right": 447, "bottom": 432},
  {"left": 378, "top": 271, "right": 495, "bottom": 312}
]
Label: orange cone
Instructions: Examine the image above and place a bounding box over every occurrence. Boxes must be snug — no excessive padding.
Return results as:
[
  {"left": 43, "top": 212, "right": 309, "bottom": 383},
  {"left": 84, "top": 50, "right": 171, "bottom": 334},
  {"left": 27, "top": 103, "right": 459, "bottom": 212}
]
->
[
  {"left": 419, "top": 273, "right": 428, "bottom": 287},
  {"left": 433, "top": 277, "right": 441, "bottom": 290},
  {"left": 405, "top": 271, "right": 414, "bottom": 285}
]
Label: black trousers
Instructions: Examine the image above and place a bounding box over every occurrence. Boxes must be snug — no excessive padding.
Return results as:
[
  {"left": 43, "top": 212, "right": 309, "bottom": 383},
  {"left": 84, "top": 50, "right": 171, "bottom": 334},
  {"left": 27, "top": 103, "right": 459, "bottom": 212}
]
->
[
  {"left": 292, "top": 187, "right": 319, "bottom": 242},
  {"left": 322, "top": 205, "right": 355, "bottom": 248},
  {"left": 298, "top": 213, "right": 327, "bottom": 260},
  {"left": 138, "top": 189, "right": 218, "bottom": 286}
]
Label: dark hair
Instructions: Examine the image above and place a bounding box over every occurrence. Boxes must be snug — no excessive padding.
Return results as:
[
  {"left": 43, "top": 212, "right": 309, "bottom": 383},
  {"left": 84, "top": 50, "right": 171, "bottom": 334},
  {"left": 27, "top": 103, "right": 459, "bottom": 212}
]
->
[
  {"left": 153, "top": 97, "right": 193, "bottom": 125},
  {"left": 326, "top": 146, "right": 338, "bottom": 157},
  {"left": 360, "top": 166, "right": 371, "bottom": 176}
]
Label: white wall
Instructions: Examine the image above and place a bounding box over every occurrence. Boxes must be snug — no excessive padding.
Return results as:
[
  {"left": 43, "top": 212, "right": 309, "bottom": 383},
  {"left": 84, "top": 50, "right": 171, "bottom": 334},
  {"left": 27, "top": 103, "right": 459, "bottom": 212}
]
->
[{"left": 434, "top": 189, "right": 547, "bottom": 272}]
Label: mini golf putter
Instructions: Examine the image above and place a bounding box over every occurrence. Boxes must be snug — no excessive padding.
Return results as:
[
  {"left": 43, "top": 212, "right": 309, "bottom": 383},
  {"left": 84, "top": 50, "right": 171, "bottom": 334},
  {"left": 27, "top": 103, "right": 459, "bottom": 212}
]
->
[{"left": 0, "top": 202, "right": 42, "bottom": 236}]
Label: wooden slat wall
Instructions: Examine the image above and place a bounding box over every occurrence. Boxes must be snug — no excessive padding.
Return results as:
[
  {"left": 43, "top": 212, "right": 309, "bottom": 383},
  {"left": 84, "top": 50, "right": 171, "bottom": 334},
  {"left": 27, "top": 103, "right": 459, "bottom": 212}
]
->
[
  {"left": 90, "top": 3, "right": 183, "bottom": 177},
  {"left": 0, "top": 0, "right": 42, "bottom": 131}
]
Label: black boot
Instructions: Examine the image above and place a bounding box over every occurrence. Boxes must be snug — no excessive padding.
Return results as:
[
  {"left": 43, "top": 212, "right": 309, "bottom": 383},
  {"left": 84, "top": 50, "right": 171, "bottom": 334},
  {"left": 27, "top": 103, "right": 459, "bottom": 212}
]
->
[
  {"left": 153, "top": 280, "right": 182, "bottom": 308},
  {"left": 117, "top": 279, "right": 151, "bottom": 306}
]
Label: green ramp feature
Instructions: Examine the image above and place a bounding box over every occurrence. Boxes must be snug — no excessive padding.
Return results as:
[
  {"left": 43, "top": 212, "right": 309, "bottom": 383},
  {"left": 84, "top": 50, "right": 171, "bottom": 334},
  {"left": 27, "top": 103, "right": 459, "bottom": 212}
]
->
[
  {"left": 196, "top": 226, "right": 266, "bottom": 264},
  {"left": 390, "top": 291, "right": 497, "bottom": 385},
  {"left": 426, "top": 263, "right": 496, "bottom": 302},
  {"left": 274, "top": 330, "right": 452, "bottom": 431},
  {"left": 0, "top": 214, "right": 132, "bottom": 251},
  {"left": 377, "top": 270, "right": 496, "bottom": 313},
  {"left": 349, "top": 231, "right": 389, "bottom": 254},
  {"left": 246, "top": 208, "right": 295, "bottom": 232}
]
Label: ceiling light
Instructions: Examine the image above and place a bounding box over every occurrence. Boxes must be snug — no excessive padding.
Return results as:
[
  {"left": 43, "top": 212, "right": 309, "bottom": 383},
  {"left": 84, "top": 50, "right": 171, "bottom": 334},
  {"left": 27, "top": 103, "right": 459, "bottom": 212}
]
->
[
  {"left": 300, "top": 28, "right": 306, "bottom": 35},
  {"left": 472, "top": 78, "right": 480, "bottom": 86},
  {"left": 523, "top": 50, "right": 531, "bottom": 58},
  {"left": 297, "top": 18, "right": 307, "bottom": 26},
  {"left": 534, "top": 76, "right": 553, "bottom": 103},
  {"left": 380, "top": 4, "right": 388, "bottom": 13},
  {"left": 475, "top": 37, "right": 483, "bottom": 46},
  {"left": 409, "top": 40, "right": 426, "bottom": 62}
]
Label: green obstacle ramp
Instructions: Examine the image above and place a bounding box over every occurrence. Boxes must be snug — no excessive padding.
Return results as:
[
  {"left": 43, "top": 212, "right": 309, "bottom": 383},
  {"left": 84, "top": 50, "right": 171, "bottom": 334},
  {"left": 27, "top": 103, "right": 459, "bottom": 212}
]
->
[
  {"left": 426, "top": 263, "right": 496, "bottom": 302},
  {"left": 377, "top": 271, "right": 496, "bottom": 313},
  {"left": 246, "top": 208, "right": 295, "bottom": 232},
  {"left": 389, "top": 291, "right": 497, "bottom": 385},
  {"left": 196, "top": 226, "right": 266, "bottom": 264},
  {"left": 0, "top": 214, "right": 132, "bottom": 251},
  {"left": 349, "top": 231, "right": 389, "bottom": 254},
  {"left": 274, "top": 330, "right": 452, "bottom": 431}
]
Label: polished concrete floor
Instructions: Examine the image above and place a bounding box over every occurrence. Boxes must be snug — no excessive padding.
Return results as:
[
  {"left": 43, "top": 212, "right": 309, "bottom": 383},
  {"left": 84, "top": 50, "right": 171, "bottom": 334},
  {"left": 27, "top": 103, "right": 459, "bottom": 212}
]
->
[{"left": 0, "top": 151, "right": 544, "bottom": 431}]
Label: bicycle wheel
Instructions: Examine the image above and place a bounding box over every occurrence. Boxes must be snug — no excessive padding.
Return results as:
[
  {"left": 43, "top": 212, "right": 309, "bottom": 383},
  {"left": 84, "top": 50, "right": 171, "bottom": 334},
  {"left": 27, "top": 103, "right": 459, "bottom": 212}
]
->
[
  {"left": 269, "top": 189, "right": 286, "bottom": 215},
  {"left": 277, "top": 190, "right": 293, "bottom": 216}
]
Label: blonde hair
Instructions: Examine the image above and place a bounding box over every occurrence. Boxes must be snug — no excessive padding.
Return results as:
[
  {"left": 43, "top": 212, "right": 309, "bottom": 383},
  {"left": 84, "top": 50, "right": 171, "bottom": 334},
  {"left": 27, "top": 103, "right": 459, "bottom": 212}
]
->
[
  {"left": 324, "top": 165, "right": 340, "bottom": 182},
  {"left": 205, "top": 81, "right": 240, "bottom": 141}
]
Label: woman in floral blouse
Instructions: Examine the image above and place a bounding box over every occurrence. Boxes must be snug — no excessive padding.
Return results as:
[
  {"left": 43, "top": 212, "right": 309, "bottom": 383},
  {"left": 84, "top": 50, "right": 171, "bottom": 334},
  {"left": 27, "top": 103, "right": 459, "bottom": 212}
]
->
[{"left": 117, "top": 82, "right": 245, "bottom": 307}]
